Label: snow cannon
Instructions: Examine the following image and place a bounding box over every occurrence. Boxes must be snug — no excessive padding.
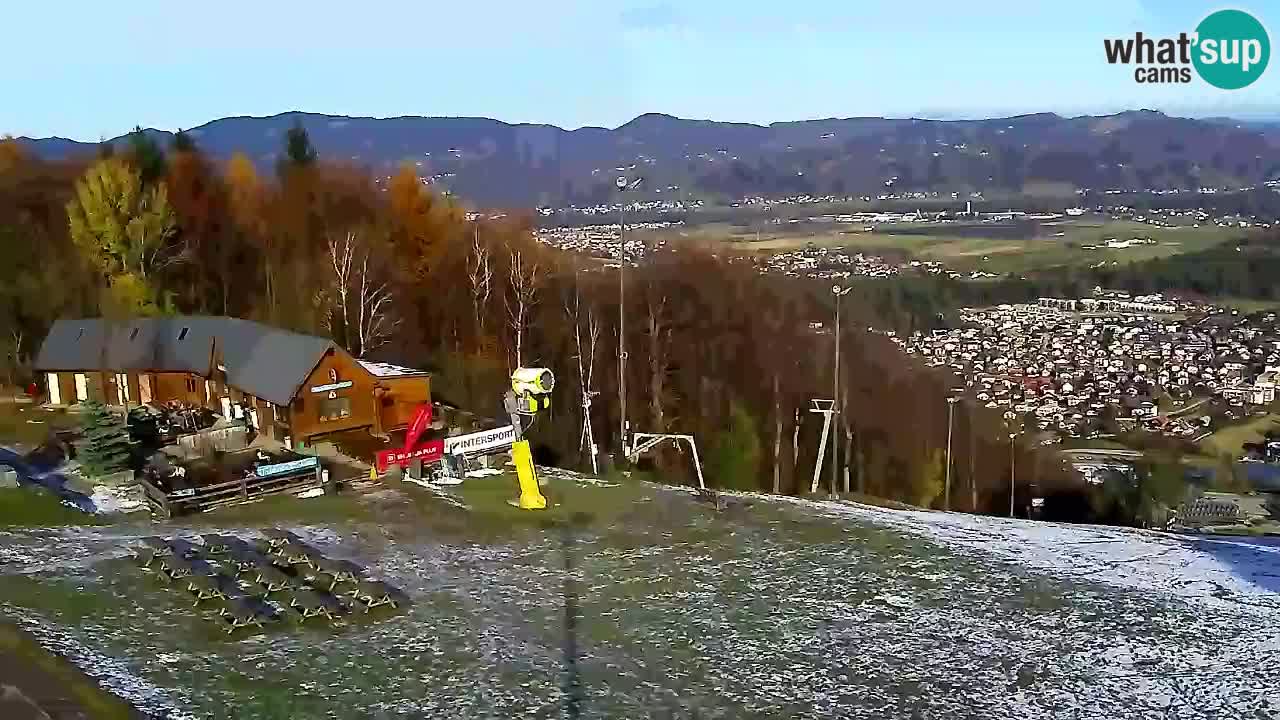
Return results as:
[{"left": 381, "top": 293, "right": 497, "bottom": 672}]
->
[
  {"left": 504, "top": 367, "right": 555, "bottom": 510},
  {"left": 511, "top": 367, "right": 555, "bottom": 412}
]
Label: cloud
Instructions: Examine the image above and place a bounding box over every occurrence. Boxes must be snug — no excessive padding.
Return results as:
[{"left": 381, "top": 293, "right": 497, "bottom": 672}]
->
[{"left": 620, "top": 2, "right": 681, "bottom": 30}]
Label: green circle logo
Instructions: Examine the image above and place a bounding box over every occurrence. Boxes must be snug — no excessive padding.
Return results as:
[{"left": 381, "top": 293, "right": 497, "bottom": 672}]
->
[{"left": 1193, "top": 9, "right": 1270, "bottom": 89}]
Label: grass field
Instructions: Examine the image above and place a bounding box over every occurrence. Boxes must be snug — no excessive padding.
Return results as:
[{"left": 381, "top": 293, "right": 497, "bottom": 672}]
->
[
  {"left": 0, "top": 402, "right": 74, "bottom": 448},
  {"left": 661, "top": 219, "right": 1245, "bottom": 274},
  {"left": 1, "top": 482, "right": 1278, "bottom": 718},
  {"left": 1198, "top": 413, "right": 1280, "bottom": 458},
  {"left": 0, "top": 621, "right": 143, "bottom": 719}
]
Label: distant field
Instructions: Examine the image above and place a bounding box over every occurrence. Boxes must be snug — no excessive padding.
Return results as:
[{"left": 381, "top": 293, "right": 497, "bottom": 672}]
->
[
  {"left": 657, "top": 218, "right": 1246, "bottom": 274},
  {"left": 1199, "top": 413, "right": 1280, "bottom": 458}
]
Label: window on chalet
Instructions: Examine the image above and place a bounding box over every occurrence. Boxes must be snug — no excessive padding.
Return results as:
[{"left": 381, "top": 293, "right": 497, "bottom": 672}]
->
[
  {"left": 318, "top": 397, "right": 351, "bottom": 422},
  {"left": 185, "top": 377, "right": 196, "bottom": 393}
]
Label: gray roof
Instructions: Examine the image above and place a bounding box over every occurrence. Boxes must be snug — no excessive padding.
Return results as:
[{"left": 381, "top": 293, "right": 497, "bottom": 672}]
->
[{"left": 35, "top": 316, "right": 337, "bottom": 406}]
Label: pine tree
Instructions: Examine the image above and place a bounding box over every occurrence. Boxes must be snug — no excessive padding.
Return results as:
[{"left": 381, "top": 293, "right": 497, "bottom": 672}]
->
[
  {"left": 709, "top": 401, "right": 762, "bottom": 491},
  {"left": 171, "top": 129, "right": 196, "bottom": 153},
  {"left": 279, "top": 120, "right": 317, "bottom": 177},
  {"left": 76, "top": 401, "right": 134, "bottom": 477}
]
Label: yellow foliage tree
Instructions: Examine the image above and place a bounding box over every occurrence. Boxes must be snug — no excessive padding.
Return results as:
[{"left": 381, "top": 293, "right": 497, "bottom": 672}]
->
[
  {"left": 387, "top": 163, "right": 462, "bottom": 280},
  {"left": 67, "top": 157, "right": 177, "bottom": 282}
]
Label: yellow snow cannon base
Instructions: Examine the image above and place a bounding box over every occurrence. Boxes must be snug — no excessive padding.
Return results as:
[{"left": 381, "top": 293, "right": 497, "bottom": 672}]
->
[{"left": 512, "top": 440, "right": 547, "bottom": 510}]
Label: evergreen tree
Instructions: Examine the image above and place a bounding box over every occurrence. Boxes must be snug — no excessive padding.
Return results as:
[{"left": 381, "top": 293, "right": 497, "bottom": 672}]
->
[
  {"left": 124, "top": 126, "right": 167, "bottom": 186},
  {"left": 709, "top": 400, "right": 762, "bottom": 491},
  {"left": 76, "top": 401, "right": 134, "bottom": 477},
  {"left": 171, "top": 129, "right": 196, "bottom": 153},
  {"left": 910, "top": 448, "right": 946, "bottom": 508},
  {"left": 279, "top": 120, "right": 317, "bottom": 176}
]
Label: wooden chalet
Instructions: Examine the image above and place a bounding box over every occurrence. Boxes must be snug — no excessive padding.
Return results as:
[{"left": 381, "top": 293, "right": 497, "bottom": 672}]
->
[{"left": 34, "top": 316, "right": 430, "bottom": 449}]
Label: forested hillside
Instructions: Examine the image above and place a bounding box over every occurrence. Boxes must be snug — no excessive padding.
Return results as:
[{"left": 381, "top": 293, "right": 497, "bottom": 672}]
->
[
  {"left": 18, "top": 109, "right": 1280, "bottom": 207},
  {"left": 0, "top": 126, "right": 1075, "bottom": 512}
]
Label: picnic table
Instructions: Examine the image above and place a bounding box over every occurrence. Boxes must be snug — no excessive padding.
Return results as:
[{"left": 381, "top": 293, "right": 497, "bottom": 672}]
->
[
  {"left": 226, "top": 546, "right": 271, "bottom": 575},
  {"left": 289, "top": 590, "right": 343, "bottom": 622},
  {"left": 157, "top": 554, "right": 215, "bottom": 581},
  {"left": 275, "top": 541, "right": 321, "bottom": 568},
  {"left": 199, "top": 534, "right": 240, "bottom": 554},
  {"left": 262, "top": 528, "right": 303, "bottom": 550},
  {"left": 216, "top": 597, "right": 277, "bottom": 635},
  {"left": 184, "top": 573, "right": 240, "bottom": 604},
  {"left": 347, "top": 580, "right": 400, "bottom": 612},
  {"left": 249, "top": 564, "right": 294, "bottom": 594},
  {"left": 311, "top": 557, "right": 363, "bottom": 590}
]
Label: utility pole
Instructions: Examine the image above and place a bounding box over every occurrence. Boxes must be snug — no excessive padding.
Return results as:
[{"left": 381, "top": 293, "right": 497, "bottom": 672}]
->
[
  {"left": 831, "top": 285, "right": 851, "bottom": 496},
  {"left": 618, "top": 178, "right": 627, "bottom": 458},
  {"left": 945, "top": 396, "right": 958, "bottom": 511},
  {"left": 1004, "top": 410, "right": 1018, "bottom": 518},
  {"left": 1009, "top": 433, "right": 1016, "bottom": 518}
]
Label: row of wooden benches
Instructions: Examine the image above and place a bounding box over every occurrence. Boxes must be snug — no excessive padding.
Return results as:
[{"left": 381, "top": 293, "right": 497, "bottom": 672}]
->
[{"left": 136, "top": 533, "right": 402, "bottom": 634}]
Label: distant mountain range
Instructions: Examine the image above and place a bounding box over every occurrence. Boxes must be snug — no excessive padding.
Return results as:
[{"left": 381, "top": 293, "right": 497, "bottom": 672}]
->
[{"left": 17, "top": 110, "right": 1280, "bottom": 208}]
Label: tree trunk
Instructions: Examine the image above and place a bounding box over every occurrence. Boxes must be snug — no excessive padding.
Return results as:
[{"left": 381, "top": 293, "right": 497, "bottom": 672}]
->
[
  {"left": 792, "top": 408, "right": 800, "bottom": 494},
  {"left": 772, "top": 374, "right": 782, "bottom": 494},
  {"left": 842, "top": 425, "right": 853, "bottom": 494},
  {"left": 969, "top": 410, "right": 978, "bottom": 512}
]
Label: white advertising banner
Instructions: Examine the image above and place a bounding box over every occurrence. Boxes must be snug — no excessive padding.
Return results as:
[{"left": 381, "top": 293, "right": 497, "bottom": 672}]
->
[{"left": 444, "top": 425, "right": 517, "bottom": 456}]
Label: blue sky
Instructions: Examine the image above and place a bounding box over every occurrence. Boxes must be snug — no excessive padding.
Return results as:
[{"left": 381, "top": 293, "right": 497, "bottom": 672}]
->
[{"left": 4, "top": 0, "right": 1278, "bottom": 140}]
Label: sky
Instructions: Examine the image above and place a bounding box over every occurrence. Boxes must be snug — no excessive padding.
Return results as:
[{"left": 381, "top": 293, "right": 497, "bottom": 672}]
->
[{"left": 4, "top": 0, "right": 1279, "bottom": 141}]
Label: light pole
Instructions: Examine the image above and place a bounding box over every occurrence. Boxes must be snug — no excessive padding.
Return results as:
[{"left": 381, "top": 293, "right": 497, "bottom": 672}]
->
[
  {"left": 831, "top": 284, "right": 852, "bottom": 495},
  {"left": 945, "top": 396, "right": 959, "bottom": 511},
  {"left": 616, "top": 175, "right": 641, "bottom": 459},
  {"left": 1008, "top": 432, "right": 1017, "bottom": 518},
  {"left": 1004, "top": 410, "right": 1018, "bottom": 518}
]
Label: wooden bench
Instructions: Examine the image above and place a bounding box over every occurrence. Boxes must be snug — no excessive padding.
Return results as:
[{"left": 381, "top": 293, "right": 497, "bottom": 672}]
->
[
  {"left": 346, "top": 580, "right": 400, "bottom": 612},
  {"left": 275, "top": 541, "right": 320, "bottom": 569}
]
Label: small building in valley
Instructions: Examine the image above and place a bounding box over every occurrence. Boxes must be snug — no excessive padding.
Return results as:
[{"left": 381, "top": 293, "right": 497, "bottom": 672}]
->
[{"left": 34, "top": 316, "right": 431, "bottom": 450}]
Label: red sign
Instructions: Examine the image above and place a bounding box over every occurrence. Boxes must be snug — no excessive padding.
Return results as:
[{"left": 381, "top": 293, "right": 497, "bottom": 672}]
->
[
  {"left": 376, "top": 439, "right": 444, "bottom": 473},
  {"left": 403, "top": 404, "right": 433, "bottom": 453}
]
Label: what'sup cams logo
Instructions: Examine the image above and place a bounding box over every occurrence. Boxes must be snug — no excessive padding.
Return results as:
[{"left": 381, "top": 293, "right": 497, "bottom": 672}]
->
[{"left": 1105, "top": 9, "right": 1270, "bottom": 89}]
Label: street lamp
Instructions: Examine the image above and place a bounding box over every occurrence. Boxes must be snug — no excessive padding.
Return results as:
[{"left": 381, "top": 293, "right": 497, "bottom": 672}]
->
[
  {"left": 1003, "top": 409, "right": 1019, "bottom": 518},
  {"left": 831, "top": 284, "right": 853, "bottom": 495},
  {"left": 617, "top": 175, "right": 642, "bottom": 459},
  {"left": 945, "top": 396, "right": 960, "bottom": 511}
]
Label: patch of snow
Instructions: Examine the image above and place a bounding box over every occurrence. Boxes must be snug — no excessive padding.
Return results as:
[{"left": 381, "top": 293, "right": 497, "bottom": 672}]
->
[
  {"left": 761, "top": 494, "right": 1280, "bottom": 613},
  {"left": 358, "top": 360, "right": 427, "bottom": 378}
]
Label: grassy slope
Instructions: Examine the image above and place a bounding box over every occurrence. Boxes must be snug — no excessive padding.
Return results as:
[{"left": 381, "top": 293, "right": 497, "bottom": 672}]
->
[{"left": 0, "top": 622, "right": 143, "bottom": 720}]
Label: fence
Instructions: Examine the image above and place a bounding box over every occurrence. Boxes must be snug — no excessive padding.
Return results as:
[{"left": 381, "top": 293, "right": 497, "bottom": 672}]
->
[
  {"left": 177, "top": 425, "right": 249, "bottom": 455},
  {"left": 139, "top": 456, "right": 323, "bottom": 518}
]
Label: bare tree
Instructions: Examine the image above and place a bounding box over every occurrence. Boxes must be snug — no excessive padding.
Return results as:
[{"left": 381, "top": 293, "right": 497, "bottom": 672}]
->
[
  {"left": 645, "top": 290, "right": 670, "bottom": 433},
  {"left": 325, "top": 232, "right": 354, "bottom": 346},
  {"left": 506, "top": 248, "right": 541, "bottom": 368},
  {"left": 792, "top": 407, "right": 801, "bottom": 493},
  {"left": 564, "top": 273, "right": 602, "bottom": 473},
  {"left": 325, "top": 230, "right": 398, "bottom": 357},
  {"left": 356, "top": 249, "right": 398, "bottom": 357},
  {"left": 467, "top": 224, "right": 493, "bottom": 345}
]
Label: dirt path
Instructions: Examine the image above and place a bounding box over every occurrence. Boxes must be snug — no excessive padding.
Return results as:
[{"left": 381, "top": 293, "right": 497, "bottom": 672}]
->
[{"left": 0, "top": 623, "right": 144, "bottom": 720}]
